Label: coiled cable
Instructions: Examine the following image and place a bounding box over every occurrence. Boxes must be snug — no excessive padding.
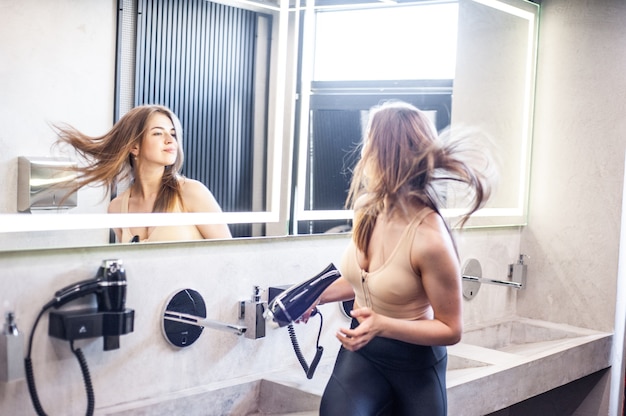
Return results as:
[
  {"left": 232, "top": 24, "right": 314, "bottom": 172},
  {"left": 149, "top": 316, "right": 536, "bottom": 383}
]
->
[
  {"left": 70, "top": 340, "right": 95, "bottom": 415},
  {"left": 25, "top": 307, "right": 49, "bottom": 416},
  {"left": 287, "top": 310, "right": 324, "bottom": 379},
  {"left": 24, "top": 305, "right": 95, "bottom": 416}
]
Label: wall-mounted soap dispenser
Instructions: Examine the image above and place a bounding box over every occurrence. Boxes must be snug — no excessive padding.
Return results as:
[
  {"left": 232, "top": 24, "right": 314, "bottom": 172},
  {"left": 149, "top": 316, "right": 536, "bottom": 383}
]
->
[
  {"left": 0, "top": 312, "right": 24, "bottom": 382},
  {"left": 17, "top": 156, "right": 78, "bottom": 212},
  {"left": 240, "top": 285, "right": 266, "bottom": 340}
]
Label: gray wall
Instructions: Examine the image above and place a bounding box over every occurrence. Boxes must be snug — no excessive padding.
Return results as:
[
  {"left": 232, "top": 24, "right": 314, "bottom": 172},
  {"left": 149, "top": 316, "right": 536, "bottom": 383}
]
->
[{"left": 1, "top": 0, "right": 625, "bottom": 414}]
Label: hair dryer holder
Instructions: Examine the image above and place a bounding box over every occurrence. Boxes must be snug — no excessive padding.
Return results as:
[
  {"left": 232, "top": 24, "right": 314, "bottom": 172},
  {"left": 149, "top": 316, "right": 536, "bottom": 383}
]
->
[{"left": 48, "top": 308, "right": 135, "bottom": 351}]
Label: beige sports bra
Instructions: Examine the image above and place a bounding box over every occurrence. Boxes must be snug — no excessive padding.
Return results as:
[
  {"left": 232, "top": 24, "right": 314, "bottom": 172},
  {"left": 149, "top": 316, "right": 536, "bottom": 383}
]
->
[
  {"left": 117, "top": 189, "right": 204, "bottom": 243},
  {"left": 340, "top": 208, "right": 434, "bottom": 321}
]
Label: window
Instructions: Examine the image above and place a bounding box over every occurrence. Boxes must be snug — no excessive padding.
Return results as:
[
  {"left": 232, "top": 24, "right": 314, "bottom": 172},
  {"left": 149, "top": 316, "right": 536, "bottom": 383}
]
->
[{"left": 293, "top": 2, "right": 458, "bottom": 234}]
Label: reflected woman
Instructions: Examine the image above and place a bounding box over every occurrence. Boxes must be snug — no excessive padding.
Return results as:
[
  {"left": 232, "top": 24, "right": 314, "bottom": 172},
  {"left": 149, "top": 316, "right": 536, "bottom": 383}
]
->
[{"left": 55, "top": 104, "right": 232, "bottom": 242}]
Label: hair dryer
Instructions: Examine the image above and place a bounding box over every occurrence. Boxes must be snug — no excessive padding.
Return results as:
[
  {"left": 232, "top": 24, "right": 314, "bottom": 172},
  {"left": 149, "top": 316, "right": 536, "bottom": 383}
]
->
[
  {"left": 264, "top": 263, "right": 341, "bottom": 379},
  {"left": 51, "top": 259, "right": 127, "bottom": 351},
  {"left": 49, "top": 259, "right": 127, "bottom": 311},
  {"left": 265, "top": 263, "right": 341, "bottom": 327},
  {"left": 26, "top": 260, "right": 131, "bottom": 416}
]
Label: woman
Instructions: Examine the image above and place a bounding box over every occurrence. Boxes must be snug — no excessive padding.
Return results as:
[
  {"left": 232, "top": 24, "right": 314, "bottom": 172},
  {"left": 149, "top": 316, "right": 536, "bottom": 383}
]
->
[
  {"left": 55, "top": 104, "right": 232, "bottom": 242},
  {"left": 310, "top": 101, "right": 495, "bottom": 415}
]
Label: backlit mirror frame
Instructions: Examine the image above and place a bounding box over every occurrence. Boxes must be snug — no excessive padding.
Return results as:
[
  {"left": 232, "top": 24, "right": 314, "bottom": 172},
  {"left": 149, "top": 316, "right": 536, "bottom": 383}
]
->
[
  {"left": 292, "top": 0, "right": 539, "bottom": 231},
  {"left": 0, "top": 0, "right": 538, "bottom": 250},
  {"left": 1, "top": 0, "right": 290, "bottom": 237}
]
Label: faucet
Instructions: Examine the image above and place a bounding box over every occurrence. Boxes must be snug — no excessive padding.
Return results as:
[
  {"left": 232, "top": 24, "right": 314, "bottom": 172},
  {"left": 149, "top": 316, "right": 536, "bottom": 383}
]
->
[
  {"left": 462, "top": 274, "right": 523, "bottom": 289},
  {"left": 163, "top": 311, "right": 247, "bottom": 336},
  {"left": 461, "top": 256, "right": 528, "bottom": 299},
  {"left": 161, "top": 288, "right": 248, "bottom": 348}
]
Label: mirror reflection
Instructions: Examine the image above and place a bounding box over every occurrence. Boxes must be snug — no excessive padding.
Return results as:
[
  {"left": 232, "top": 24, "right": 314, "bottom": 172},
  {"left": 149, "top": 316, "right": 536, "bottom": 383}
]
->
[
  {"left": 55, "top": 104, "right": 233, "bottom": 242},
  {"left": 116, "top": 0, "right": 280, "bottom": 238},
  {"left": 294, "top": 0, "right": 538, "bottom": 232},
  {"left": 0, "top": 0, "right": 538, "bottom": 251}
]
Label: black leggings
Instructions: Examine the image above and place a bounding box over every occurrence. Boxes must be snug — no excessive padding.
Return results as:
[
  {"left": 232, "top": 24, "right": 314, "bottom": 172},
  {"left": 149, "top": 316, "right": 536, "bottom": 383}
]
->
[{"left": 320, "top": 320, "right": 448, "bottom": 416}]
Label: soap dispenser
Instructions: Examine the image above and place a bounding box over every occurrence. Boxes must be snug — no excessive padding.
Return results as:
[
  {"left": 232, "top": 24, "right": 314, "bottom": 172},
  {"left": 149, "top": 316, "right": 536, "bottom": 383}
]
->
[
  {"left": 0, "top": 312, "right": 25, "bottom": 382},
  {"left": 241, "top": 286, "right": 266, "bottom": 340},
  {"left": 509, "top": 254, "right": 528, "bottom": 289}
]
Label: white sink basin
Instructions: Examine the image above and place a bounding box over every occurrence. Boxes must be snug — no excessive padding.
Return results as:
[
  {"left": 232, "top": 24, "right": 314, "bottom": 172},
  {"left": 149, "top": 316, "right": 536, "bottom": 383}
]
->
[
  {"left": 102, "top": 379, "right": 320, "bottom": 416},
  {"left": 447, "top": 354, "right": 491, "bottom": 370},
  {"left": 446, "top": 318, "right": 612, "bottom": 415},
  {"left": 101, "top": 319, "right": 610, "bottom": 416},
  {"left": 193, "top": 379, "right": 321, "bottom": 416},
  {"left": 460, "top": 318, "right": 602, "bottom": 356}
]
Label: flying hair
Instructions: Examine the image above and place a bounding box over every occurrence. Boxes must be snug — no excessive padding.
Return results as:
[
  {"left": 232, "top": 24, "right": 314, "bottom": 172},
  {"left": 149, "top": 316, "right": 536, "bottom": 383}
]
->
[{"left": 346, "top": 100, "right": 498, "bottom": 255}]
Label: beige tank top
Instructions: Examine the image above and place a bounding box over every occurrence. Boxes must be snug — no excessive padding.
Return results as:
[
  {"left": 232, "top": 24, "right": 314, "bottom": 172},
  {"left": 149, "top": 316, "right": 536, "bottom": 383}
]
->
[
  {"left": 341, "top": 208, "right": 434, "bottom": 321},
  {"left": 118, "top": 189, "right": 204, "bottom": 243}
]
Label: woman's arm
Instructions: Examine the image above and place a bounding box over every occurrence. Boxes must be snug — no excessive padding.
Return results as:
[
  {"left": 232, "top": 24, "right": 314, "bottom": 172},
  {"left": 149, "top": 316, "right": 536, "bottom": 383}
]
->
[
  {"left": 299, "top": 276, "right": 354, "bottom": 323},
  {"left": 337, "top": 213, "right": 463, "bottom": 350},
  {"left": 318, "top": 277, "right": 355, "bottom": 305},
  {"left": 181, "top": 179, "right": 233, "bottom": 239}
]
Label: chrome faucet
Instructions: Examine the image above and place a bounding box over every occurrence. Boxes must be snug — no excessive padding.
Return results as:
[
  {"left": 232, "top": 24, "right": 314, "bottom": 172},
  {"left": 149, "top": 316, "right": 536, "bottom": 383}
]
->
[
  {"left": 163, "top": 311, "right": 247, "bottom": 336},
  {"left": 161, "top": 286, "right": 267, "bottom": 348},
  {"left": 161, "top": 288, "right": 248, "bottom": 348},
  {"left": 462, "top": 274, "right": 523, "bottom": 289},
  {"left": 461, "top": 256, "right": 528, "bottom": 300}
]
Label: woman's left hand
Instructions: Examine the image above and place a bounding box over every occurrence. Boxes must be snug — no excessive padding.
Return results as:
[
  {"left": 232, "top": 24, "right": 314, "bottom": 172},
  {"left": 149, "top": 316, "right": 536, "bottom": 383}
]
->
[{"left": 335, "top": 307, "right": 381, "bottom": 351}]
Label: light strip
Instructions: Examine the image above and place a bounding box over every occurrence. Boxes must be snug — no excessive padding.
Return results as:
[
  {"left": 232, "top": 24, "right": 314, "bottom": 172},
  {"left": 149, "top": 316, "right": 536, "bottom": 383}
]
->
[
  {"left": 297, "top": 0, "right": 538, "bottom": 225},
  {"left": 296, "top": 209, "right": 354, "bottom": 222},
  {"left": 472, "top": 0, "right": 538, "bottom": 212},
  {"left": 470, "top": 0, "right": 535, "bottom": 20},
  {"left": 293, "top": 0, "right": 318, "bottom": 232},
  {"left": 0, "top": 211, "right": 279, "bottom": 233}
]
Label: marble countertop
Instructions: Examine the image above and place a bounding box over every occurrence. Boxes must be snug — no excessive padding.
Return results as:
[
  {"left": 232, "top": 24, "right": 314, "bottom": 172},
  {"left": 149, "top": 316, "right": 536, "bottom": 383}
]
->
[
  {"left": 266, "top": 317, "right": 613, "bottom": 415},
  {"left": 100, "top": 317, "right": 613, "bottom": 416}
]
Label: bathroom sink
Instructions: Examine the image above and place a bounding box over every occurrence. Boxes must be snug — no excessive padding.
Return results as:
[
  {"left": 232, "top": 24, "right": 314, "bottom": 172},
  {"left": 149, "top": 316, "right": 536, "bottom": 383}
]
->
[
  {"left": 447, "top": 354, "right": 491, "bottom": 371},
  {"left": 197, "top": 379, "right": 320, "bottom": 416},
  {"left": 245, "top": 379, "right": 320, "bottom": 415},
  {"left": 460, "top": 318, "right": 597, "bottom": 357},
  {"left": 102, "top": 379, "right": 320, "bottom": 416}
]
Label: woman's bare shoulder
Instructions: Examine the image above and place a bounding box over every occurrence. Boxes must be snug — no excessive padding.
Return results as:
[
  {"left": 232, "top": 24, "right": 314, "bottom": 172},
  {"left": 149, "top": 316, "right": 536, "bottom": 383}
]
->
[
  {"left": 410, "top": 211, "right": 458, "bottom": 275},
  {"left": 107, "top": 189, "right": 130, "bottom": 214},
  {"left": 413, "top": 211, "right": 454, "bottom": 255},
  {"left": 178, "top": 177, "right": 212, "bottom": 196},
  {"left": 178, "top": 177, "right": 222, "bottom": 212}
]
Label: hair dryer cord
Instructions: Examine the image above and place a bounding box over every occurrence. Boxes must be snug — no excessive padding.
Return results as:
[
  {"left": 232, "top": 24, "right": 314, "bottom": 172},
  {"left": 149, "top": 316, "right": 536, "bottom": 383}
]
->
[
  {"left": 25, "top": 305, "right": 95, "bottom": 416},
  {"left": 287, "top": 311, "right": 324, "bottom": 380},
  {"left": 25, "top": 307, "right": 49, "bottom": 416},
  {"left": 70, "top": 340, "right": 95, "bottom": 416}
]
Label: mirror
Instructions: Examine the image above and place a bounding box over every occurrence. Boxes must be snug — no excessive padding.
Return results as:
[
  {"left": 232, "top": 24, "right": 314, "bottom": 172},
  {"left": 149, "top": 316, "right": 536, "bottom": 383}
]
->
[
  {"left": 0, "top": 0, "right": 538, "bottom": 251},
  {"left": 293, "top": 0, "right": 539, "bottom": 232},
  {"left": 445, "top": 0, "right": 538, "bottom": 227},
  {"left": 0, "top": 0, "right": 290, "bottom": 250}
]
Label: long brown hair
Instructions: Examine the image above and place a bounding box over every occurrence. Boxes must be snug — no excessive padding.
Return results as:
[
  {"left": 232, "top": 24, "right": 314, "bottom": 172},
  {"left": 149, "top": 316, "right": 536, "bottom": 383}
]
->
[
  {"left": 54, "top": 104, "right": 185, "bottom": 212},
  {"left": 347, "top": 100, "right": 495, "bottom": 254}
]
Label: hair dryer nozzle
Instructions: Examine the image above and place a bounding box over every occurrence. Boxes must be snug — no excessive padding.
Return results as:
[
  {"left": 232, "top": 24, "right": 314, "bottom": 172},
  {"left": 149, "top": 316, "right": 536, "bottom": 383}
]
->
[
  {"left": 265, "top": 263, "right": 341, "bottom": 327},
  {"left": 96, "top": 259, "right": 127, "bottom": 312}
]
